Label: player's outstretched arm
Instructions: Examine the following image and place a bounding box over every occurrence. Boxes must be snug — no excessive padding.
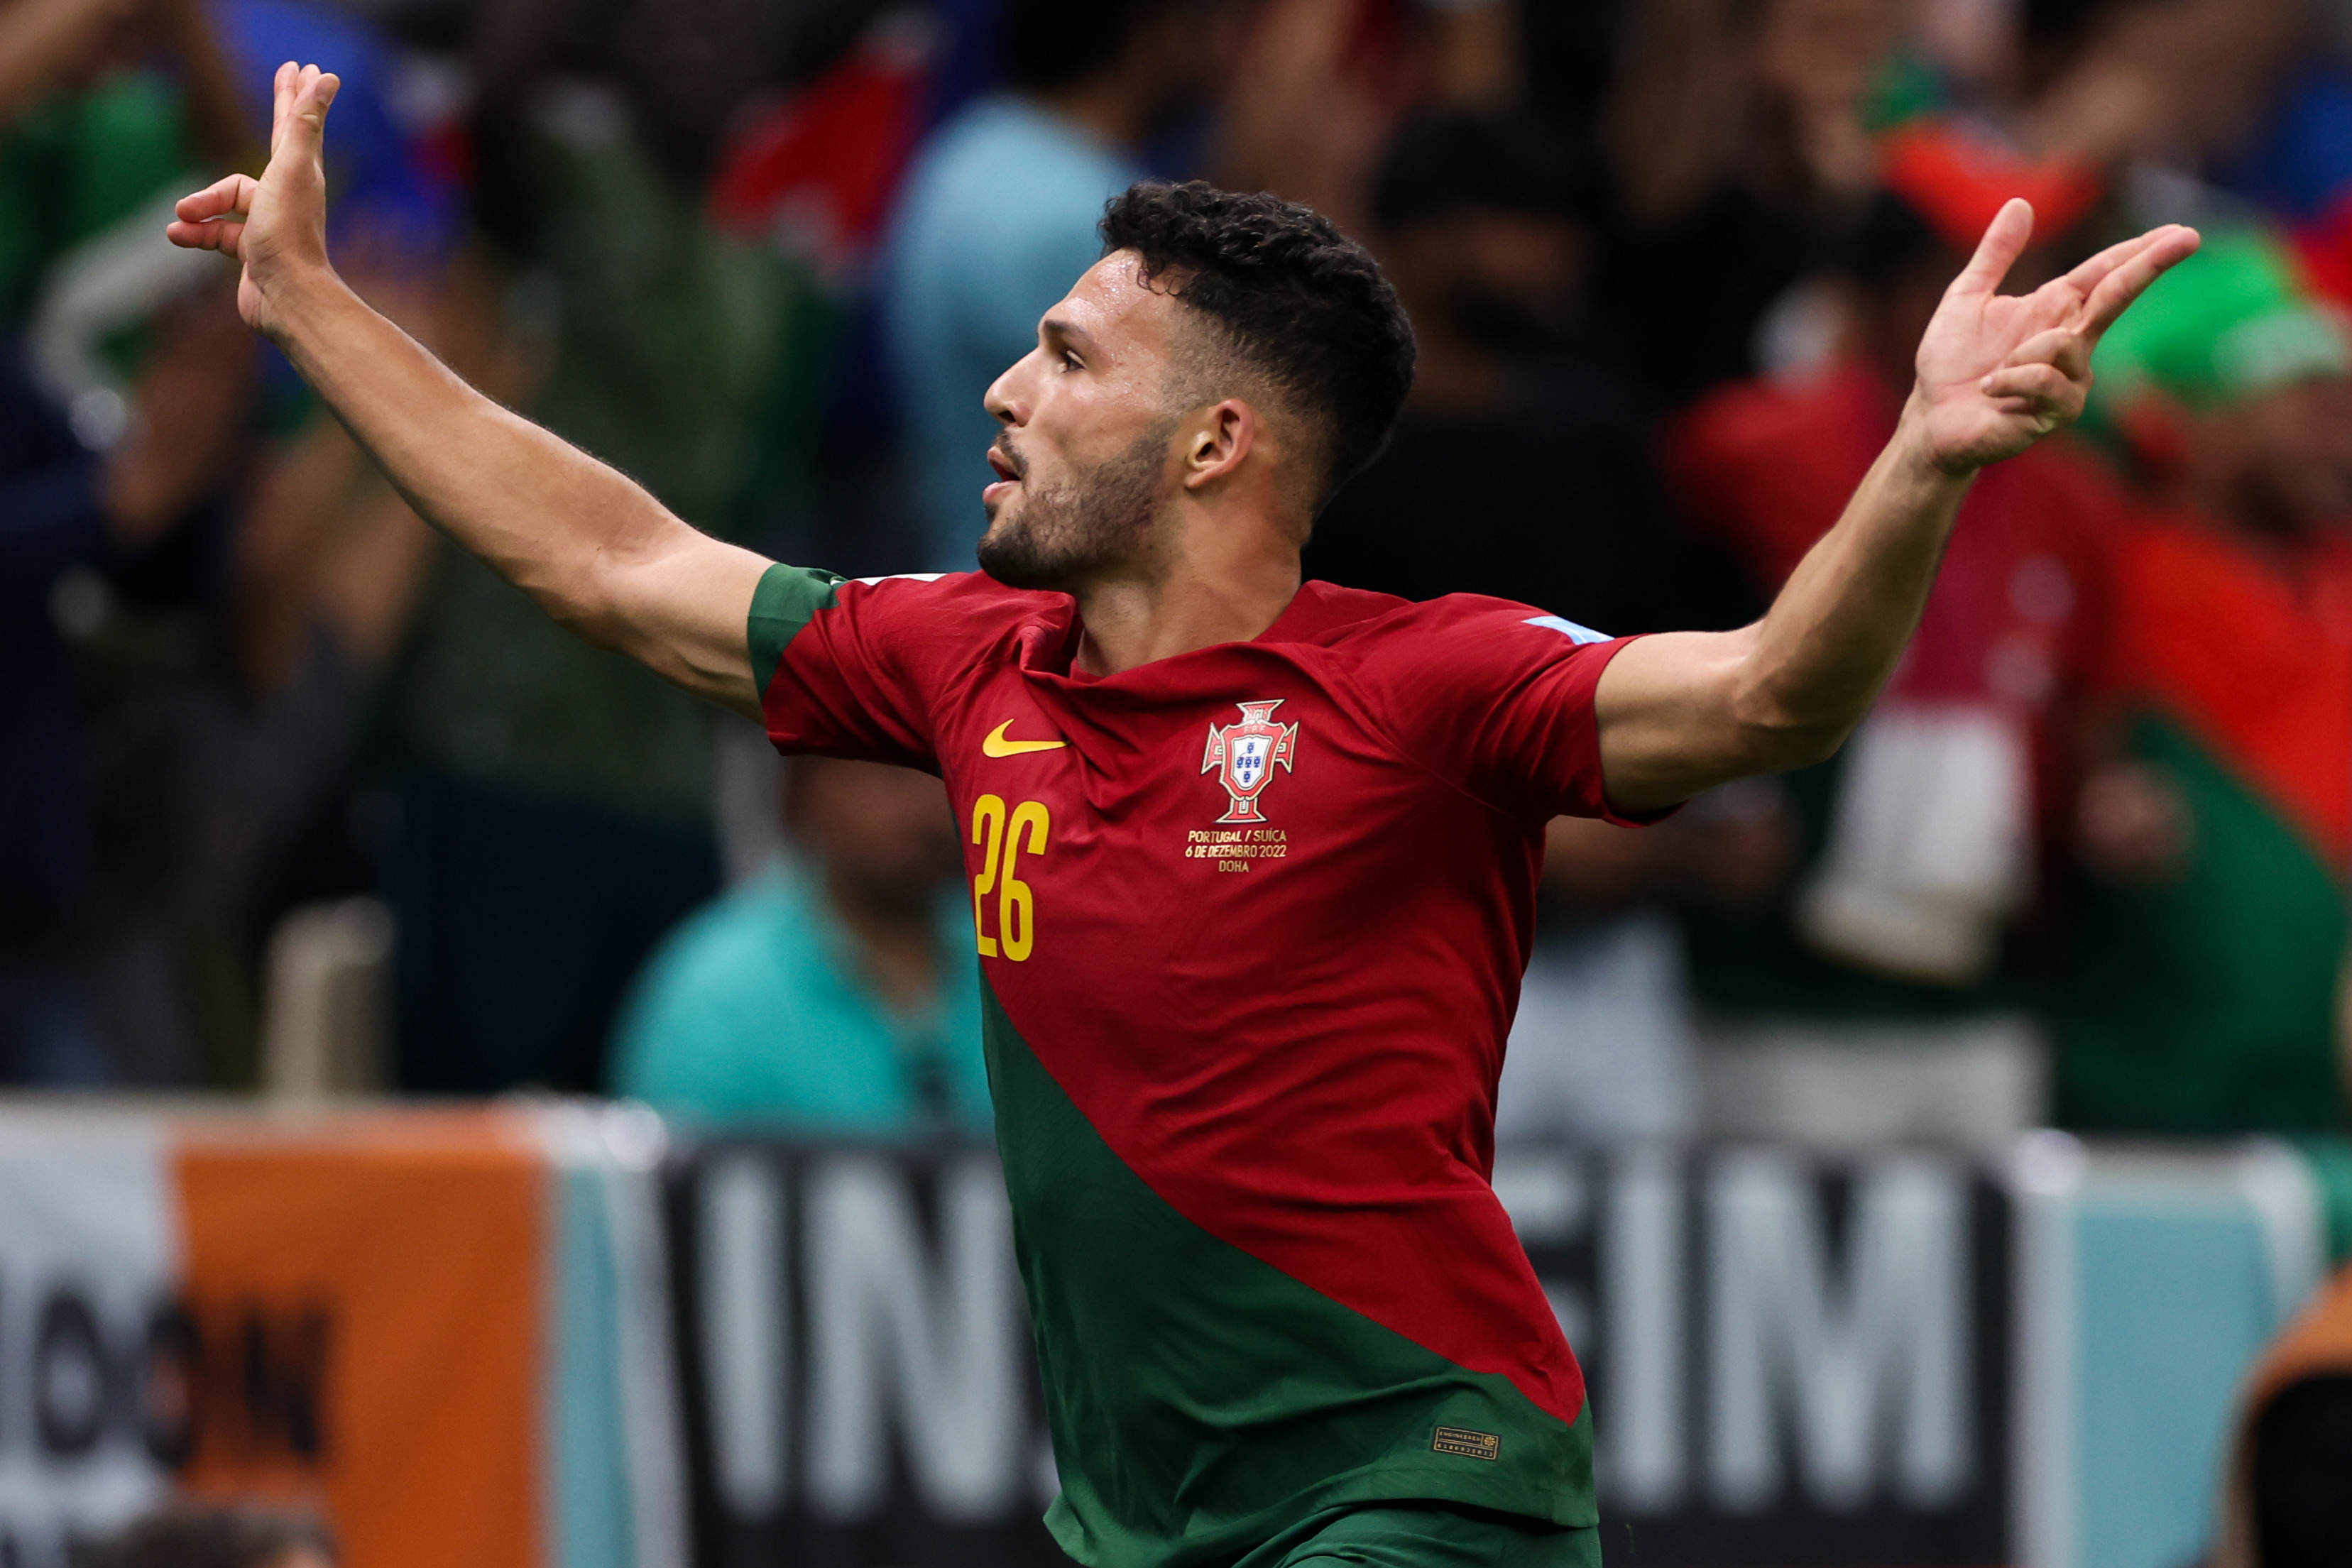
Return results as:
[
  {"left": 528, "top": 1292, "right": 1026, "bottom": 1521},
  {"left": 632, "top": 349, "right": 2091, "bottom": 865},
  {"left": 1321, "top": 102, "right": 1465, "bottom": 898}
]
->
[
  {"left": 167, "top": 63, "right": 772, "bottom": 722},
  {"left": 1592, "top": 199, "right": 2199, "bottom": 813}
]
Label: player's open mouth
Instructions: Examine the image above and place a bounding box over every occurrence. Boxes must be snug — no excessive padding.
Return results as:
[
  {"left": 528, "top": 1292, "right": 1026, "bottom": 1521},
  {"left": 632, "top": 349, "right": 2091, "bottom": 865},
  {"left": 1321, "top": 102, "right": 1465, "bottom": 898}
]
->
[{"left": 984, "top": 443, "right": 1022, "bottom": 505}]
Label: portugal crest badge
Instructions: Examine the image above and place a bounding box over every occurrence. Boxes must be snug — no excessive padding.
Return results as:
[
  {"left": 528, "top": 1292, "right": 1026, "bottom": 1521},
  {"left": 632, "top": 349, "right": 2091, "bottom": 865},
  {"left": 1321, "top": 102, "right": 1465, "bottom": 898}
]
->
[{"left": 1201, "top": 700, "right": 1298, "bottom": 824}]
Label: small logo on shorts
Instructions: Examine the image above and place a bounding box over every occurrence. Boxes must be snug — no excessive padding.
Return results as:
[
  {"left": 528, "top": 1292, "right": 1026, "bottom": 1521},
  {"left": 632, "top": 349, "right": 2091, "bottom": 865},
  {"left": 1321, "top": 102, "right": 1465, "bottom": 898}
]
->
[{"left": 1431, "top": 1425, "right": 1501, "bottom": 1460}]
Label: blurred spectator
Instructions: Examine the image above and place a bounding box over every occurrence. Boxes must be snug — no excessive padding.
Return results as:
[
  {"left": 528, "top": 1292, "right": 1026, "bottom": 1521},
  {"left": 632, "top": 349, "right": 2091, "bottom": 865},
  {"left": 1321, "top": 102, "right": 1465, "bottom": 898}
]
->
[
  {"left": 376, "top": 0, "right": 797, "bottom": 1094},
  {"left": 1308, "top": 108, "right": 1688, "bottom": 635},
  {"left": 705, "top": 10, "right": 940, "bottom": 581},
  {"left": 613, "top": 758, "right": 988, "bottom": 1139},
  {"left": 1303, "top": 108, "right": 1787, "bottom": 1142},
  {"left": 708, "top": 10, "right": 934, "bottom": 285},
  {"left": 2224, "top": 29, "right": 2352, "bottom": 277},
  {"left": 1, "top": 289, "right": 251, "bottom": 1083},
  {"left": 1207, "top": 0, "right": 1426, "bottom": 237},
  {"left": 0, "top": 0, "right": 261, "bottom": 1084},
  {"left": 218, "top": 243, "right": 537, "bottom": 1100},
  {"left": 883, "top": 0, "right": 1240, "bottom": 571},
  {"left": 1665, "top": 189, "right": 2126, "bottom": 1145},
  {"left": 1599, "top": 0, "right": 1909, "bottom": 405},
  {"left": 1422, "top": 0, "right": 1519, "bottom": 111},
  {"left": 131, "top": 2, "right": 475, "bottom": 1090},
  {"left": 1885, "top": 0, "right": 2332, "bottom": 265},
  {"left": 1501, "top": 792, "right": 1795, "bottom": 1144},
  {"left": 3, "top": 0, "right": 513, "bottom": 1092},
  {"left": 76, "top": 1503, "right": 334, "bottom": 1568},
  {"left": 2002, "top": 0, "right": 2304, "bottom": 181},
  {"left": 2056, "top": 227, "right": 2352, "bottom": 1133},
  {"left": 0, "top": 0, "right": 246, "bottom": 314}
]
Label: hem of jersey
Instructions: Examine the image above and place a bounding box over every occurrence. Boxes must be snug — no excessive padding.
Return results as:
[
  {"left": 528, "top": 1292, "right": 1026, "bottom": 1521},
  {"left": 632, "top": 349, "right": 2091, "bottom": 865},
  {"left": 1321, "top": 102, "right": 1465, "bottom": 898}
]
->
[
  {"left": 1043, "top": 1440, "right": 1599, "bottom": 1568},
  {"left": 746, "top": 561, "right": 845, "bottom": 708}
]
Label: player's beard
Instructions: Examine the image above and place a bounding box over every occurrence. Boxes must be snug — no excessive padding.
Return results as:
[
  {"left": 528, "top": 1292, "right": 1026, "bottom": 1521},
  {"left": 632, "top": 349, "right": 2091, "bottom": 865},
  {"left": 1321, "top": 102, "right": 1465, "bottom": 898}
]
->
[{"left": 977, "top": 420, "right": 1174, "bottom": 591}]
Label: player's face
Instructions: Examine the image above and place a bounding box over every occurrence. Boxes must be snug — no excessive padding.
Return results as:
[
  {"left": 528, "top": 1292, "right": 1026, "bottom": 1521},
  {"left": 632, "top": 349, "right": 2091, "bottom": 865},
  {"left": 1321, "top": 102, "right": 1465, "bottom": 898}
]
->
[{"left": 977, "top": 253, "right": 1188, "bottom": 590}]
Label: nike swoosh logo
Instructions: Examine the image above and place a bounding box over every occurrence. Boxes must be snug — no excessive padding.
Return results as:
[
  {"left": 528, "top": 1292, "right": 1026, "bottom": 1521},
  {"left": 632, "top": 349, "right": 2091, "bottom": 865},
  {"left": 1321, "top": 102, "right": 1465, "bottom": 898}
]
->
[{"left": 983, "top": 720, "right": 1068, "bottom": 757}]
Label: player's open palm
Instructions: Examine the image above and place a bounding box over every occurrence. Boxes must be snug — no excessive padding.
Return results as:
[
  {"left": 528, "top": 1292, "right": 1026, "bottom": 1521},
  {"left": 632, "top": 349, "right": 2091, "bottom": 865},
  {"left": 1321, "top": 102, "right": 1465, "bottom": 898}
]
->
[
  {"left": 1913, "top": 198, "right": 2200, "bottom": 473},
  {"left": 164, "top": 62, "right": 341, "bottom": 339}
]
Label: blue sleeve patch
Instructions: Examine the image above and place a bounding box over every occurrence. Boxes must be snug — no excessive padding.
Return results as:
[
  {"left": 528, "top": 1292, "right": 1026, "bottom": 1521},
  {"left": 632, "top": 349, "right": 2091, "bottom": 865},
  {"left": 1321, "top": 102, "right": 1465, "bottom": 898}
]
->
[{"left": 1524, "top": 614, "right": 1612, "bottom": 646}]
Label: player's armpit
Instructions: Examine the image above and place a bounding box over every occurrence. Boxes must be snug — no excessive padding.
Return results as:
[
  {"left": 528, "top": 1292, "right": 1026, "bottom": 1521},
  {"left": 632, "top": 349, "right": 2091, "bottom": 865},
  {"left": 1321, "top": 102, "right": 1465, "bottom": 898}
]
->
[{"left": 1592, "top": 625, "right": 1840, "bottom": 814}]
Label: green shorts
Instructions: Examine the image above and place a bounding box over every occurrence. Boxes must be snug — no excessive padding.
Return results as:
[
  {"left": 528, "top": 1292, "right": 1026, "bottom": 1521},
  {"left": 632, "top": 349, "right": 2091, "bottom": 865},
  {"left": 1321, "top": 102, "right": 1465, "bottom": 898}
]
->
[{"left": 1231, "top": 1503, "right": 1602, "bottom": 1568}]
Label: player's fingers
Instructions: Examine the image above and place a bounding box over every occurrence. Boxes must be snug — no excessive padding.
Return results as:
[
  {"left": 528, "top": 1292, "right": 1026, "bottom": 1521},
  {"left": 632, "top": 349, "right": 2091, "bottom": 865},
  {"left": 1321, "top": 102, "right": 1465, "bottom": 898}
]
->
[
  {"left": 2083, "top": 225, "right": 2201, "bottom": 336},
  {"left": 173, "top": 173, "right": 255, "bottom": 224},
  {"left": 1982, "top": 361, "right": 2077, "bottom": 410},
  {"left": 1949, "top": 197, "right": 2035, "bottom": 298},
  {"left": 2003, "top": 325, "right": 2091, "bottom": 381},
  {"left": 165, "top": 219, "right": 244, "bottom": 256},
  {"left": 285, "top": 63, "right": 317, "bottom": 148},
  {"left": 270, "top": 60, "right": 296, "bottom": 153},
  {"left": 276, "top": 66, "right": 340, "bottom": 163}
]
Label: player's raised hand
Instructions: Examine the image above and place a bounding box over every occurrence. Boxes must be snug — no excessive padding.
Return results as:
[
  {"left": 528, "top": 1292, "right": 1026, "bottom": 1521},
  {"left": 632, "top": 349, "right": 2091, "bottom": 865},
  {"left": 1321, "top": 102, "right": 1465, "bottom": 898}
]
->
[
  {"left": 1912, "top": 199, "right": 2199, "bottom": 473},
  {"left": 164, "top": 62, "right": 341, "bottom": 339}
]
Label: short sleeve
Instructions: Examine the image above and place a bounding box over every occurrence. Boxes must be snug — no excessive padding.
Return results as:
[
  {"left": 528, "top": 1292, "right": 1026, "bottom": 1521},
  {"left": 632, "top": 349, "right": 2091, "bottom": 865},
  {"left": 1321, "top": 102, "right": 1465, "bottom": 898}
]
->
[
  {"left": 1350, "top": 596, "right": 1661, "bottom": 824},
  {"left": 751, "top": 566, "right": 1016, "bottom": 773}
]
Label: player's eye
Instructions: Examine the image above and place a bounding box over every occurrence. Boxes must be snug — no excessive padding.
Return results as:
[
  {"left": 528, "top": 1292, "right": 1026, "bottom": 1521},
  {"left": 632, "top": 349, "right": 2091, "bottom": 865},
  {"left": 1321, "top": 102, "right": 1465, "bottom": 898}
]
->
[{"left": 1060, "top": 350, "right": 1083, "bottom": 372}]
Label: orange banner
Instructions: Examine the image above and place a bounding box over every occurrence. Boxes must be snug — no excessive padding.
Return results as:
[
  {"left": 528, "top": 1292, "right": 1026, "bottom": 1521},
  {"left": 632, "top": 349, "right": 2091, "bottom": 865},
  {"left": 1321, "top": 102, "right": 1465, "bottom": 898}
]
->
[{"left": 170, "top": 1109, "right": 546, "bottom": 1568}]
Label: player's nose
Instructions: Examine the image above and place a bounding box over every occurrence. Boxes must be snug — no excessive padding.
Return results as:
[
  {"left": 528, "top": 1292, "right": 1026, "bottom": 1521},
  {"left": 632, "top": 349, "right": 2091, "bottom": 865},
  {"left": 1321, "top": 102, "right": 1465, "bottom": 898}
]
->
[{"left": 983, "top": 352, "right": 1033, "bottom": 427}]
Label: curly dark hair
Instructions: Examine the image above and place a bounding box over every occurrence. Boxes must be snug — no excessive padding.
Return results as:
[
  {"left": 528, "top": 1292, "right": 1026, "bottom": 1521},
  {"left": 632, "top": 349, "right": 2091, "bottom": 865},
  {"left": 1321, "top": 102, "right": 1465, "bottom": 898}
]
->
[{"left": 1098, "top": 180, "right": 1416, "bottom": 508}]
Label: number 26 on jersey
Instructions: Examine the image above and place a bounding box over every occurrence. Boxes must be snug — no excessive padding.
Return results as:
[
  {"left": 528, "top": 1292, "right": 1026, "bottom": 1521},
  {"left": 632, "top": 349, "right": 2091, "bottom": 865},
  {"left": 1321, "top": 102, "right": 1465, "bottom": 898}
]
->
[{"left": 970, "top": 794, "right": 1049, "bottom": 962}]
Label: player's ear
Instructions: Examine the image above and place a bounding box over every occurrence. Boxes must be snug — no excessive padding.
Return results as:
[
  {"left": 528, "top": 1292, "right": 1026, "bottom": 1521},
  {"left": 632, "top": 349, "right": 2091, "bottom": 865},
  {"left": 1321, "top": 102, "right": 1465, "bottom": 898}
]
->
[{"left": 1182, "top": 400, "right": 1256, "bottom": 490}]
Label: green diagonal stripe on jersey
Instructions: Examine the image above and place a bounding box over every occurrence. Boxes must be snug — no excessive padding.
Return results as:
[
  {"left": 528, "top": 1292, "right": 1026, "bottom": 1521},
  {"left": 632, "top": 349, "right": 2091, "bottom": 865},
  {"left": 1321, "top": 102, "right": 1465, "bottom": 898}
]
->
[
  {"left": 747, "top": 563, "right": 845, "bottom": 693},
  {"left": 977, "top": 977, "right": 1595, "bottom": 1568}
]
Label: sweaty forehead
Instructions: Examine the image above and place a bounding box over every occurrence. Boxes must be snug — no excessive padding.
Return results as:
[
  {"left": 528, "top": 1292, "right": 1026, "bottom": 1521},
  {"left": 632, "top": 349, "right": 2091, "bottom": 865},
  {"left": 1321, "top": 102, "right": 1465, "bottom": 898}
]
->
[{"left": 1050, "top": 252, "right": 1197, "bottom": 367}]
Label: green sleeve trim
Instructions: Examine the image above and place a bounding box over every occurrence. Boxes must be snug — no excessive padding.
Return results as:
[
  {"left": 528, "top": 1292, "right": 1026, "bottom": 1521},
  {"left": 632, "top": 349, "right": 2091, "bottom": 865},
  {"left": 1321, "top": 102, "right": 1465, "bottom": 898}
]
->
[{"left": 746, "top": 562, "right": 844, "bottom": 701}]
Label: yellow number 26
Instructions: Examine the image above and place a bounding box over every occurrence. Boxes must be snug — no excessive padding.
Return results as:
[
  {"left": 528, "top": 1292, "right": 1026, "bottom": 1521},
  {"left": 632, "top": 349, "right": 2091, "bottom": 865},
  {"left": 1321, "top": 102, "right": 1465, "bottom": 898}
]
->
[{"left": 969, "top": 794, "right": 1051, "bottom": 962}]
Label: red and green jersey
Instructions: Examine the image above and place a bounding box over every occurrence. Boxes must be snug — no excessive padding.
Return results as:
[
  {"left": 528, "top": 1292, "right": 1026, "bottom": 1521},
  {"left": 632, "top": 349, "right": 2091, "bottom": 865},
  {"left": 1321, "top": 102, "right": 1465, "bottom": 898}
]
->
[
  {"left": 750, "top": 566, "right": 1648, "bottom": 1564},
  {"left": 2057, "top": 514, "right": 2352, "bottom": 1132}
]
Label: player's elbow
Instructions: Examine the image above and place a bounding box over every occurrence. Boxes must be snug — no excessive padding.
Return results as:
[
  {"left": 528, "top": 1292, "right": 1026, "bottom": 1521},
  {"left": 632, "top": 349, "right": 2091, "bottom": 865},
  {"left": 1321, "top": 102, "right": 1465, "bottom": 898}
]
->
[
  {"left": 551, "top": 559, "right": 642, "bottom": 654},
  {"left": 510, "top": 553, "right": 612, "bottom": 644},
  {"left": 1751, "top": 718, "right": 1852, "bottom": 774},
  {"left": 1724, "top": 676, "right": 1858, "bottom": 774},
  {"left": 536, "top": 527, "right": 681, "bottom": 656}
]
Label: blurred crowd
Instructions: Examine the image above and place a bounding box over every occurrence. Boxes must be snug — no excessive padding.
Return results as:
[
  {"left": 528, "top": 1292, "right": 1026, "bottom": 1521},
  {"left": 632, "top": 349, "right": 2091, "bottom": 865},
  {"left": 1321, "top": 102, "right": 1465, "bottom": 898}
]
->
[{"left": 7, "top": 0, "right": 2352, "bottom": 1154}]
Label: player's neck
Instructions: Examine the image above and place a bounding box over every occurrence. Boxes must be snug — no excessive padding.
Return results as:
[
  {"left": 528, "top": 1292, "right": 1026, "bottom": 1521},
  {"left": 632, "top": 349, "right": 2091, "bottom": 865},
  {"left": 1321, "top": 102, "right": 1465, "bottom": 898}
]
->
[{"left": 1070, "top": 544, "right": 1302, "bottom": 677}]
